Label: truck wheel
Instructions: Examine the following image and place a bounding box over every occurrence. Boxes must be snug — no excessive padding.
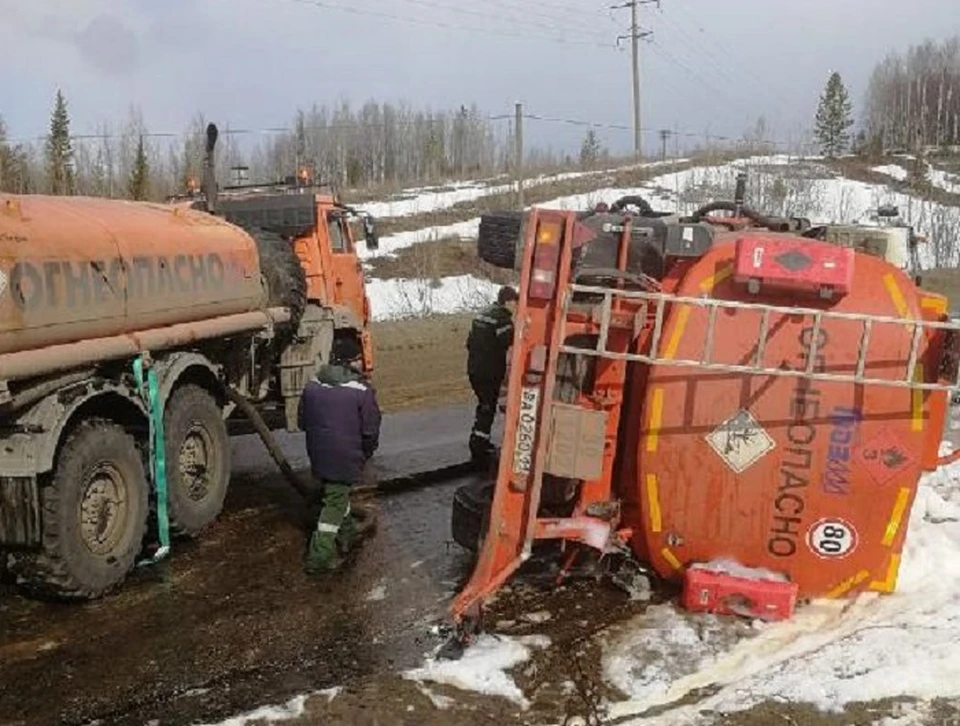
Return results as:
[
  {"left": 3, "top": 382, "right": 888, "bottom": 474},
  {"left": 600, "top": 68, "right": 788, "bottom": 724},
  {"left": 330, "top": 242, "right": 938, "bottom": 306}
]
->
[
  {"left": 12, "top": 420, "right": 148, "bottom": 599},
  {"left": 478, "top": 212, "right": 524, "bottom": 270},
  {"left": 451, "top": 478, "right": 494, "bottom": 552},
  {"left": 246, "top": 225, "right": 308, "bottom": 326},
  {"left": 164, "top": 385, "right": 230, "bottom": 537}
]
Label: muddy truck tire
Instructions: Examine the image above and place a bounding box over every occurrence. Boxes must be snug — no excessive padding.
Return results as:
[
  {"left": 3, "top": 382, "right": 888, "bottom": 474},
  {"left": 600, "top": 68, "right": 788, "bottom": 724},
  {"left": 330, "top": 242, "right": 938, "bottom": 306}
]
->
[
  {"left": 164, "top": 385, "right": 231, "bottom": 537},
  {"left": 477, "top": 212, "right": 524, "bottom": 270},
  {"left": 10, "top": 420, "right": 149, "bottom": 600},
  {"left": 451, "top": 478, "right": 494, "bottom": 552},
  {"left": 247, "top": 226, "right": 308, "bottom": 326}
]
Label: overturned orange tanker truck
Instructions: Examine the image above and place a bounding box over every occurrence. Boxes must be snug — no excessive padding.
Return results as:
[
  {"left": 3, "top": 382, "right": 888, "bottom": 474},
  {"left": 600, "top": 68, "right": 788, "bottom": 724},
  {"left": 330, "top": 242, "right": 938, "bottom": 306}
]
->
[
  {"left": 0, "top": 124, "right": 378, "bottom": 599},
  {"left": 450, "top": 191, "right": 960, "bottom": 637}
]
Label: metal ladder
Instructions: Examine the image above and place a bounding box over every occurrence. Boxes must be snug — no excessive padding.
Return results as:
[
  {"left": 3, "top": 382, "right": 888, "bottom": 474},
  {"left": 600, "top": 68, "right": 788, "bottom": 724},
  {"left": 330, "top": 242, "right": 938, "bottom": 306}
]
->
[{"left": 558, "top": 283, "right": 960, "bottom": 392}]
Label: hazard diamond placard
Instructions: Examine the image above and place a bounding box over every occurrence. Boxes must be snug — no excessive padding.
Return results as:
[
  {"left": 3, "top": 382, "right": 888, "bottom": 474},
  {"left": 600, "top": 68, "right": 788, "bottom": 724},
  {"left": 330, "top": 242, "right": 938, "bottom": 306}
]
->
[{"left": 854, "top": 427, "right": 916, "bottom": 486}]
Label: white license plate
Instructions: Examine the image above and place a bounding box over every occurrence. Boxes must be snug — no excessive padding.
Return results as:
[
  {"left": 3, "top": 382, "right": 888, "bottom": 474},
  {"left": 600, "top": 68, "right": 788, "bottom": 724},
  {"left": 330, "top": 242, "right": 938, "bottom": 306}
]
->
[{"left": 513, "top": 386, "right": 541, "bottom": 474}]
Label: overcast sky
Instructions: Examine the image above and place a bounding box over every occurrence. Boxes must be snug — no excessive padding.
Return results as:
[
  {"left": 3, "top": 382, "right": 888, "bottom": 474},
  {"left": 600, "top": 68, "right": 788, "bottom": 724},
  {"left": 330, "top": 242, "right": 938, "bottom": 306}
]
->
[{"left": 0, "top": 0, "right": 957, "bottom": 156}]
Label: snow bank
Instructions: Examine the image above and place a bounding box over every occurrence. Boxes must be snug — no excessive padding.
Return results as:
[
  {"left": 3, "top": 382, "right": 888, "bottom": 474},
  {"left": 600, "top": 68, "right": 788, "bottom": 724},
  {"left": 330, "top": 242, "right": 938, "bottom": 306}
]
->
[
  {"left": 366, "top": 274, "right": 498, "bottom": 321},
  {"left": 602, "top": 451, "right": 960, "bottom": 724},
  {"left": 872, "top": 164, "right": 910, "bottom": 181},
  {"left": 358, "top": 217, "right": 481, "bottom": 260},
  {"left": 404, "top": 634, "right": 550, "bottom": 708}
]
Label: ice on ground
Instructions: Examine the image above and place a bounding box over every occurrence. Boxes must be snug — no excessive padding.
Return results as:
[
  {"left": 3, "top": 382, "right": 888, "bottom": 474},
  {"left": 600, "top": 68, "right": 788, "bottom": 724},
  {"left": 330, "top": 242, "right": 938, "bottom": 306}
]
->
[
  {"left": 601, "top": 454, "right": 960, "bottom": 724},
  {"left": 366, "top": 274, "right": 498, "bottom": 321},
  {"left": 872, "top": 164, "right": 910, "bottom": 181},
  {"left": 404, "top": 633, "right": 551, "bottom": 708}
]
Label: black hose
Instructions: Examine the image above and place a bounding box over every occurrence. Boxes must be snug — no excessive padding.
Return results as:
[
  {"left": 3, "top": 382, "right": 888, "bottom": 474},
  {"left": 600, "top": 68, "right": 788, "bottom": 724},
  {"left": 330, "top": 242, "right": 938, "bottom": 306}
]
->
[
  {"left": 610, "top": 195, "right": 654, "bottom": 215},
  {"left": 690, "top": 201, "right": 790, "bottom": 231}
]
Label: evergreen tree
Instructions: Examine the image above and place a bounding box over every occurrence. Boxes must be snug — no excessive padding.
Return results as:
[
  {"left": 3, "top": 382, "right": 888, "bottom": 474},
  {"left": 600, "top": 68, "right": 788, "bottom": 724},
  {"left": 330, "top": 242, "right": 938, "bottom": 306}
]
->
[
  {"left": 46, "top": 89, "right": 75, "bottom": 195},
  {"left": 580, "top": 130, "right": 603, "bottom": 169},
  {"left": 814, "top": 72, "right": 855, "bottom": 157},
  {"left": 0, "top": 115, "right": 10, "bottom": 191},
  {"left": 0, "top": 114, "right": 32, "bottom": 193},
  {"left": 127, "top": 135, "right": 150, "bottom": 200}
]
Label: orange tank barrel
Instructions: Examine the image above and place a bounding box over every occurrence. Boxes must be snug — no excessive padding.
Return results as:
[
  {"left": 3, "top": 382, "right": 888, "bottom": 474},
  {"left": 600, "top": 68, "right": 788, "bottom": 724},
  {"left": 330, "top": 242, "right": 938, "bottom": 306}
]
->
[
  {"left": 633, "top": 240, "right": 940, "bottom": 599},
  {"left": 0, "top": 195, "right": 265, "bottom": 365}
]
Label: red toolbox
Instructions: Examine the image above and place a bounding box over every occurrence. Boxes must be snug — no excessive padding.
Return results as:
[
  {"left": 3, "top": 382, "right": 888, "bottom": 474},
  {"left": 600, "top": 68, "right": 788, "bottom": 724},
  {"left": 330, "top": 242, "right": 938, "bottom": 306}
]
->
[
  {"left": 734, "top": 236, "right": 854, "bottom": 299},
  {"left": 682, "top": 565, "right": 799, "bottom": 621}
]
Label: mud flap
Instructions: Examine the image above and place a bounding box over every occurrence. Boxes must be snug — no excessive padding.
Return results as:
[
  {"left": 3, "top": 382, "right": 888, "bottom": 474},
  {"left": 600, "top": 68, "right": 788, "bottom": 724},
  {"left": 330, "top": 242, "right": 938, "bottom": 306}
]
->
[{"left": 133, "top": 356, "right": 171, "bottom": 564}]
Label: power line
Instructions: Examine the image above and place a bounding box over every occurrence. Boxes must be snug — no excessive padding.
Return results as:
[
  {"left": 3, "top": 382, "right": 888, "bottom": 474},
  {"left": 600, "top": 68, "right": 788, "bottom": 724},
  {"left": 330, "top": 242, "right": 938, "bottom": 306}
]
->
[
  {"left": 388, "top": 0, "right": 615, "bottom": 40},
  {"left": 283, "top": 0, "right": 615, "bottom": 47},
  {"left": 8, "top": 109, "right": 805, "bottom": 149}
]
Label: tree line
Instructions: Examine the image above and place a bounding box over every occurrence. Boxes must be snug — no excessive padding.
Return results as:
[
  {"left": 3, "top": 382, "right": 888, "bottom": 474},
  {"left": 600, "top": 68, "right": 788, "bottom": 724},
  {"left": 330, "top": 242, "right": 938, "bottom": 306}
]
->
[
  {"left": 814, "top": 35, "right": 960, "bottom": 158},
  {"left": 0, "top": 94, "right": 542, "bottom": 200}
]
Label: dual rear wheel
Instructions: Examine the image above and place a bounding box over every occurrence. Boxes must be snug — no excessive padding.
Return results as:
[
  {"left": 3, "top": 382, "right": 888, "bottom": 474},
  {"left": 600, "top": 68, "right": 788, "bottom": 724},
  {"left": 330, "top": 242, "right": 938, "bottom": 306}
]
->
[{"left": 11, "top": 385, "right": 229, "bottom": 599}]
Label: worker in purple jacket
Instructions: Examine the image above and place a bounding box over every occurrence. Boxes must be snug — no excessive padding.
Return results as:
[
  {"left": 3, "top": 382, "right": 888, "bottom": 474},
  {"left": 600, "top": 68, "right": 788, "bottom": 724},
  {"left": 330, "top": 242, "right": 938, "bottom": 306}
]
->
[{"left": 298, "top": 335, "right": 381, "bottom": 574}]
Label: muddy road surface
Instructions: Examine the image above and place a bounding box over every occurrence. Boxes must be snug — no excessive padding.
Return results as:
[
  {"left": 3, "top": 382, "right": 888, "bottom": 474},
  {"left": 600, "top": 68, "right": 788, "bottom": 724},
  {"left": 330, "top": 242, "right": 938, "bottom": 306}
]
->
[
  {"left": 2, "top": 404, "right": 958, "bottom": 726},
  {"left": 0, "top": 405, "right": 481, "bottom": 725}
]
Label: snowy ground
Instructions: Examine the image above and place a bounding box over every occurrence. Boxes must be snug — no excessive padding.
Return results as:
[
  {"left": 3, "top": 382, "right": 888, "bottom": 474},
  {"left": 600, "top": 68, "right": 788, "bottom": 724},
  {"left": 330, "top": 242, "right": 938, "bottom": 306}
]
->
[
  {"left": 382, "top": 447, "right": 960, "bottom": 724},
  {"left": 871, "top": 160, "right": 960, "bottom": 195},
  {"left": 361, "top": 153, "right": 960, "bottom": 321}
]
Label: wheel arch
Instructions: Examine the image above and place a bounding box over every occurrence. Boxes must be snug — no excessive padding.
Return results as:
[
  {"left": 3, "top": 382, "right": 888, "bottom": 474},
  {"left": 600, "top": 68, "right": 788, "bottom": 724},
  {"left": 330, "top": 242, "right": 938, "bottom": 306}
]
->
[{"left": 17, "top": 354, "right": 224, "bottom": 477}]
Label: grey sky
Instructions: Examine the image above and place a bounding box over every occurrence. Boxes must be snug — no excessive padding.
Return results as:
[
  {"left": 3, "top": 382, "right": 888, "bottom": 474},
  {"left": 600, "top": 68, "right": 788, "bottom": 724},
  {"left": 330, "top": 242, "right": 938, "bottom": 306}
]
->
[{"left": 1, "top": 0, "right": 957, "bottom": 155}]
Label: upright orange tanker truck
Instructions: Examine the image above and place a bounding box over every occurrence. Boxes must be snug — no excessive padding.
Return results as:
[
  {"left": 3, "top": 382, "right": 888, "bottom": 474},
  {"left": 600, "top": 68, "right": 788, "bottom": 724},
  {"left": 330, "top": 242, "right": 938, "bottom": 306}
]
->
[{"left": 0, "top": 124, "right": 379, "bottom": 599}]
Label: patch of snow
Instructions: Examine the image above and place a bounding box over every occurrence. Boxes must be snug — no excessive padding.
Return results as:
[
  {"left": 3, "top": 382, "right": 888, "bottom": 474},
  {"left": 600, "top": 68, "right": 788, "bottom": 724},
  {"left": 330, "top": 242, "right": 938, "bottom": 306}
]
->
[
  {"left": 688, "top": 558, "right": 788, "bottom": 582},
  {"left": 404, "top": 633, "right": 551, "bottom": 709},
  {"left": 521, "top": 610, "right": 552, "bottom": 624},
  {"left": 366, "top": 274, "right": 499, "bottom": 321},
  {"left": 872, "top": 164, "right": 910, "bottom": 181},
  {"left": 873, "top": 701, "right": 934, "bottom": 725},
  {"left": 416, "top": 684, "right": 456, "bottom": 709},
  {"left": 359, "top": 159, "right": 692, "bottom": 221},
  {"left": 602, "top": 453, "right": 960, "bottom": 724},
  {"left": 365, "top": 581, "right": 387, "bottom": 602},
  {"left": 197, "top": 693, "right": 310, "bottom": 726},
  {"left": 928, "top": 165, "right": 960, "bottom": 195},
  {"left": 358, "top": 217, "right": 481, "bottom": 259}
]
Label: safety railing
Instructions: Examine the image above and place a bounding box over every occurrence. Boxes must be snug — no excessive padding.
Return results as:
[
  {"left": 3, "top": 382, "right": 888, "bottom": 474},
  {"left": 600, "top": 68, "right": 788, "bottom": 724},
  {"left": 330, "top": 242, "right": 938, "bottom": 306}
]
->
[{"left": 558, "top": 284, "right": 960, "bottom": 392}]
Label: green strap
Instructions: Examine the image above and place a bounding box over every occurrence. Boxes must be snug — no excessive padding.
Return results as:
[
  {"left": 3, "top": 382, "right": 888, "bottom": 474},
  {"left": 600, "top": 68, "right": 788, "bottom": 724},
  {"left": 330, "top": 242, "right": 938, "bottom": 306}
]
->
[{"left": 133, "top": 357, "right": 170, "bottom": 563}]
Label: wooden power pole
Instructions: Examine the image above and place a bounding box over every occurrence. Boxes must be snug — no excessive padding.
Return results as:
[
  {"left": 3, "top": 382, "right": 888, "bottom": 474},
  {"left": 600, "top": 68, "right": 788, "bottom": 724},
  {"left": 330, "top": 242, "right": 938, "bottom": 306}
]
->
[
  {"left": 515, "top": 102, "right": 524, "bottom": 210},
  {"left": 614, "top": 0, "right": 658, "bottom": 160}
]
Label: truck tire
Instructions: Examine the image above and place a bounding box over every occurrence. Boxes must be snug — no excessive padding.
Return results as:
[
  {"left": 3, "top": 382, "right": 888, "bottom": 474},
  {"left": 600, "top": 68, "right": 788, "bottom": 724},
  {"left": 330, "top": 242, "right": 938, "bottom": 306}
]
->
[
  {"left": 247, "top": 226, "right": 308, "bottom": 326},
  {"left": 164, "top": 385, "right": 230, "bottom": 537},
  {"left": 451, "top": 478, "right": 494, "bottom": 552},
  {"left": 477, "top": 212, "right": 524, "bottom": 269},
  {"left": 12, "top": 420, "right": 148, "bottom": 599}
]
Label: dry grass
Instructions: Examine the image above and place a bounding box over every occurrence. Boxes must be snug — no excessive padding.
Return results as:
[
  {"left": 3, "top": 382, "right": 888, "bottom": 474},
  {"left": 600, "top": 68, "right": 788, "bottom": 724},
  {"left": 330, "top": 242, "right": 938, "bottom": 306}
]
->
[
  {"left": 365, "top": 236, "right": 514, "bottom": 283},
  {"left": 370, "top": 313, "right": 475, "bottom": 411}
]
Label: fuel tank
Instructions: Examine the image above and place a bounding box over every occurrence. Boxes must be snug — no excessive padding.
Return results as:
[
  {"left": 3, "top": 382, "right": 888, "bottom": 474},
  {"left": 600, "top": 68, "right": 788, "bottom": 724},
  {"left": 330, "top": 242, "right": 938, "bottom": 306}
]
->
[
  {"left": 0, "top": 195, "right": 265, "bottom": 357},
  {"left": 626, "top": 236, "right": 950, "bottom": 599}
]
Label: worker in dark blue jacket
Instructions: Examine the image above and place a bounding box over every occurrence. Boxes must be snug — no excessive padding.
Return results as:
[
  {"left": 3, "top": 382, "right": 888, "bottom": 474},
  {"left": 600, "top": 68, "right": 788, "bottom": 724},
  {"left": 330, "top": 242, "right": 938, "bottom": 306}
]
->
[{"left": 298, "top": 335, "right": 381, "bottom": 574}]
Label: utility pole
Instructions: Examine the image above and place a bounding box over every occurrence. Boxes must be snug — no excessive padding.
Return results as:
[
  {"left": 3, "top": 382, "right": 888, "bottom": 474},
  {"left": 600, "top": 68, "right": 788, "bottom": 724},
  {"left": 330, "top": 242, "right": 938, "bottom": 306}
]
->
[
  {"left": 659, "top": 129, "right": 670, "bottom": 161},
  {"left": 515, "top": 102, "right": 524, "bottom": 210},
  {"left": 614, "top": 0, "right": 658, "bottom": 160}
]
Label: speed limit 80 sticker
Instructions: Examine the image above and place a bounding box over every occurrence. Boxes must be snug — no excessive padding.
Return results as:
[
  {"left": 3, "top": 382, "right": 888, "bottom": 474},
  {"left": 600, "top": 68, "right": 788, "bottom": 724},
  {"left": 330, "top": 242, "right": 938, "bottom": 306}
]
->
[{"left": 807, "top": 518, "right": 858, "bottom": 559}]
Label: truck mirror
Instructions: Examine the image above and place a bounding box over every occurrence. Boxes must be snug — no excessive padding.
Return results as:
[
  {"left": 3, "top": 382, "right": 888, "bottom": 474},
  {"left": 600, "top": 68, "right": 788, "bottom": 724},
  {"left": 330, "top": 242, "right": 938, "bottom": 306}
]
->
[{"left": 364, "top": 217, "right": 379, "bottom": 251}]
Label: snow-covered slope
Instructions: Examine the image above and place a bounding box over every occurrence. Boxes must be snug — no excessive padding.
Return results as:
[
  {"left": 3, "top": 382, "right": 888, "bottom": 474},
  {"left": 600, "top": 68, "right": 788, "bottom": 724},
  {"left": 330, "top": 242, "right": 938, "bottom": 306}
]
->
[{"left": 361, "top": 154, "right": 960, "bottom": 321}]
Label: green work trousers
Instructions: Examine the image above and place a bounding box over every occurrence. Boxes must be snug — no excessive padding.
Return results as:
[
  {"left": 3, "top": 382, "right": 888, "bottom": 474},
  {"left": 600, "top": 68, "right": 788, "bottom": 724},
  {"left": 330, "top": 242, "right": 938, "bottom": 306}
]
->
[{"left": 306, "top": 481, "right": 357, "bottom": 573}]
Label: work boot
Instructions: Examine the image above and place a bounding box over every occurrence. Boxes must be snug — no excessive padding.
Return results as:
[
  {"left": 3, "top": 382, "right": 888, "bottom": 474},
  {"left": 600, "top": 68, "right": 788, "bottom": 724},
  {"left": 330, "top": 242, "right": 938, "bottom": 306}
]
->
[
  {"left": 470, "top": 432, "right": 496, "bottom": 462},
  {"left": 305, "top": 483, "right": 352, "bottom": 575}
]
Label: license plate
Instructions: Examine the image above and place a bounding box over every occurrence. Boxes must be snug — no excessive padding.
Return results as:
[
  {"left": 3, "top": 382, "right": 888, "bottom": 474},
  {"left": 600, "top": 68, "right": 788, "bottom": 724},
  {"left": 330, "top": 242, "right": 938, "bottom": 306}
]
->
[{"left": 513, "top": 386, "right": 541, "bottom": 474}]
